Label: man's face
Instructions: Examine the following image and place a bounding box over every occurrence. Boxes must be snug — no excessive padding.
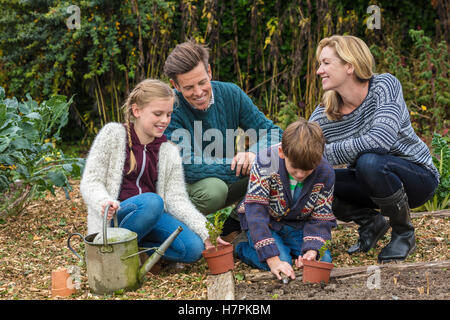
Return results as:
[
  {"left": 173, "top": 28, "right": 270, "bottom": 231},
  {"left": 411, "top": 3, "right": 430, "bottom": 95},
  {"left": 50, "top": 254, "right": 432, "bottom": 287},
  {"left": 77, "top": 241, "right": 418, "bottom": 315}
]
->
[{"left": 170, "top": 63, "right": 213, "bottom": 111}]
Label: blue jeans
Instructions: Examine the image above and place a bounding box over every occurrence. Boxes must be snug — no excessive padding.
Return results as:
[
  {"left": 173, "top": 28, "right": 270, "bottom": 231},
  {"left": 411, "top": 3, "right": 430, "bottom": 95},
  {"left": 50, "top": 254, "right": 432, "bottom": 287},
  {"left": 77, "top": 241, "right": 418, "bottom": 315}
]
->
[
  {"left": 335, "top": 153, "right": 439, "bottom": 208},
  {"left": 115, "top": 193, "right": 204, "bottom": 263},
  {"left": 235, "top": 225, "right": 332, "bottom": 271}
]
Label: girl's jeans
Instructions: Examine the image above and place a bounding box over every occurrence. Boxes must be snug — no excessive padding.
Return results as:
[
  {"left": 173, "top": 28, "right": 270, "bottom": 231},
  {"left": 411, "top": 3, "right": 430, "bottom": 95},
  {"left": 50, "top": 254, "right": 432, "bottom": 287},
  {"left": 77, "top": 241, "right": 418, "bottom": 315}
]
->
[
  {"left": 115, "top": 192, "right": 204, "bottom": 263},
  {"left": 235, "top": 225, "right": 332, "bottom": 271},
  {"left": 335, "top": 153, "right": 439, "bottom": 208}
]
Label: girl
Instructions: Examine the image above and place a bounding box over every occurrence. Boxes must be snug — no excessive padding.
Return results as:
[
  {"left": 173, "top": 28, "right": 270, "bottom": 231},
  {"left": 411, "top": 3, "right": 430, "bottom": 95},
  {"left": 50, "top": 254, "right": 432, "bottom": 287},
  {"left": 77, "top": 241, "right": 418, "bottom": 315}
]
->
[
  {"left": 310, "top": 35, "right": 439, "bottom": 263},
  {"left": 80, "top": 79, "right": 227, "bottom": 265}
]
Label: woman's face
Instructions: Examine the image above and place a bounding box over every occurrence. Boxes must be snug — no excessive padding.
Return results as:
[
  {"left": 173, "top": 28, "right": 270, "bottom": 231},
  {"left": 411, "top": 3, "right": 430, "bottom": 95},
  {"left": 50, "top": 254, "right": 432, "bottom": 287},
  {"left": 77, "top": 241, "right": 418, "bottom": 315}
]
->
[
  {"left": 316, "top": 46, "right": 352, "bottom": 91},
  {"left": 132, "top": 97, "right": 174, "bottom": 144}
]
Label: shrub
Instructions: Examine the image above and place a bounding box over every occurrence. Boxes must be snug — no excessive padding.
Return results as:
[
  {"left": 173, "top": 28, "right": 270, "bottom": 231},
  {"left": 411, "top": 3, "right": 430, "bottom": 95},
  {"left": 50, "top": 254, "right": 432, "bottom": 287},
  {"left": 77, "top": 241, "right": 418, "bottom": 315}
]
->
[{"left": 0, "top": 87, "right": 85, "bottom": 216}]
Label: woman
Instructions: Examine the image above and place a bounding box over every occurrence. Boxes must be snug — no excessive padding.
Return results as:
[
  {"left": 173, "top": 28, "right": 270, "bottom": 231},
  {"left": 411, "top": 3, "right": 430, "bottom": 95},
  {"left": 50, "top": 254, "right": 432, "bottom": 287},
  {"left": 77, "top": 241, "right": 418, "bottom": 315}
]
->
[
  {"left": 80, "top": 79, "right": 227, "bottom": 265},
  {"left": 309, "top": 35, "right": 439, "bottom": 263}
]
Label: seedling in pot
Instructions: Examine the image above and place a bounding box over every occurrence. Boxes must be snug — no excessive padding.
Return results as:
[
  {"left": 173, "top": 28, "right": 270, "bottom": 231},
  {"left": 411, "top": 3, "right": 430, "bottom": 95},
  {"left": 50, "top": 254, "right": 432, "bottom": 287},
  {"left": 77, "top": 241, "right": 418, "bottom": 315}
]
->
[{"left": 205, "top": 210, "right": 226, "bottom": 250}]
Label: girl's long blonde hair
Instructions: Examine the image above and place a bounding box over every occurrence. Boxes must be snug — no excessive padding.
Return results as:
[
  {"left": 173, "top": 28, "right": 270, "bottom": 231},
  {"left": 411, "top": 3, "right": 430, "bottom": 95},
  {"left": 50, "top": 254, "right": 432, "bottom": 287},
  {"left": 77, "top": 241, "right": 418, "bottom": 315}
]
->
[
  {"left": 122, "top": 79, "right": 174, "bottom": 174},
  {"left": 316, "top": 35, "right": 375, "bottom": 121}
]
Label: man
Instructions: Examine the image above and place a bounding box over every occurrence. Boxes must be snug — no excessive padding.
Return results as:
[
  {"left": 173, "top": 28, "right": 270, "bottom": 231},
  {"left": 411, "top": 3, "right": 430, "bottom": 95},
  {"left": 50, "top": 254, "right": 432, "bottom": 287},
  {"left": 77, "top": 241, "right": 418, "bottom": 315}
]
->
[{"left": 163, "top": 40, "right": 283, "bottom": 238}]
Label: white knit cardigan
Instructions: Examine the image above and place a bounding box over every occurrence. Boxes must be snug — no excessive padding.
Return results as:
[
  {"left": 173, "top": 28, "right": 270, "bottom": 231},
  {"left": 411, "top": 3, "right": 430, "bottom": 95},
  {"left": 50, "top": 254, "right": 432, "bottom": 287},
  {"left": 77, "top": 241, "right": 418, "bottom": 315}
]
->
[{"left": 80, "top": 123, "right": 209, "bottom": 241}]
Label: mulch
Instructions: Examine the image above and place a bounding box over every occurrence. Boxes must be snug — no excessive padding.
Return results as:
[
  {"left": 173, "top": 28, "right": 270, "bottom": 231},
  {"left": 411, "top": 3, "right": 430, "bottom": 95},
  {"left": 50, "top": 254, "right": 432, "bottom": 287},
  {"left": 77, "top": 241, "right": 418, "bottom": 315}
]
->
[{"left": 0, "top": 179, "right": 448, "bottom": 300}]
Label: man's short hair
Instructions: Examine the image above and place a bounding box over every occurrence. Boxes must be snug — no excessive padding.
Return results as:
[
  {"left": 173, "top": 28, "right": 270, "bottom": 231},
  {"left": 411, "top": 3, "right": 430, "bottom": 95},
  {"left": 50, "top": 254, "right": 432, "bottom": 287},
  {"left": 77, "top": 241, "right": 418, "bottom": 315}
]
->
[
  {"left": 281, "top": 118, "right": 325, "bottom": 170},
  {"left": 164, "top": 40, "right": 210, "bottom": 83}
]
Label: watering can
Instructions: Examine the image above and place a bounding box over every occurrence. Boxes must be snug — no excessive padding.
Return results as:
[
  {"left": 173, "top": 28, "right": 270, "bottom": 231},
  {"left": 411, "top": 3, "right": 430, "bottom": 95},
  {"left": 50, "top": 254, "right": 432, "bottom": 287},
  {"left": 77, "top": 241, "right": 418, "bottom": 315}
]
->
[{"left": 67, "top": 205, "right": 182, "bottom": 294}]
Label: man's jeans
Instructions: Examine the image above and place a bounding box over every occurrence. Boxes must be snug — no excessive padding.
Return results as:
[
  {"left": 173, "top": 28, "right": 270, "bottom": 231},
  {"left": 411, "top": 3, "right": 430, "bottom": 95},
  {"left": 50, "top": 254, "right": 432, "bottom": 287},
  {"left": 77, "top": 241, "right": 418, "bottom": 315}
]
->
[
  {"left": 235, "top": 225, "right": 332, "bottom": 271},
  {"left": 335, "top": 153, "right": 438, "bottom": 208},
  {"left": 115, "top": 193, "right": 204, "bottom": 263}
]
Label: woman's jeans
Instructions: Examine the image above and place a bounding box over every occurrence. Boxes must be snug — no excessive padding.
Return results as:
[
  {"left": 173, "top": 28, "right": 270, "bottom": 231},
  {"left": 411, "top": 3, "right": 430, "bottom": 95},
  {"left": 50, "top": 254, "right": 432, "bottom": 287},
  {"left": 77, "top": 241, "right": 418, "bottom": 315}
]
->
[
  {"left": 114, "top": 193, "right": 204, "bottom": 263},
  {"left": 235, "top": 225, "right": 332, "bottom": 271},
  {"left": 335, "top": 153, "right": 438, "bottom": 208}
]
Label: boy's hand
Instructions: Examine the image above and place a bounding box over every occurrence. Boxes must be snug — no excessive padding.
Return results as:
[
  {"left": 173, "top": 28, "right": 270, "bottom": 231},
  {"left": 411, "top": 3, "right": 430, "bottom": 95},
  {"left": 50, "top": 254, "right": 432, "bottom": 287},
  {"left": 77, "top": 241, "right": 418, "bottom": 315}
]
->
[
  {"left": 266, "top": 256, "right": 296, "bottom": 280},
  {"left": 295, "top": 250, "right": 317, "bottom": 268}
]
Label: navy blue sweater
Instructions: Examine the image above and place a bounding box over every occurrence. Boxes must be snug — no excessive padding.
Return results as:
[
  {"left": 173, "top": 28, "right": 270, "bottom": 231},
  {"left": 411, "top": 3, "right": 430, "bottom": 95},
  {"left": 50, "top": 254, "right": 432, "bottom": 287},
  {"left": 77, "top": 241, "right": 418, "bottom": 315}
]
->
[{"left": 237, "top": 145, "right": 337, "bottom": 262}]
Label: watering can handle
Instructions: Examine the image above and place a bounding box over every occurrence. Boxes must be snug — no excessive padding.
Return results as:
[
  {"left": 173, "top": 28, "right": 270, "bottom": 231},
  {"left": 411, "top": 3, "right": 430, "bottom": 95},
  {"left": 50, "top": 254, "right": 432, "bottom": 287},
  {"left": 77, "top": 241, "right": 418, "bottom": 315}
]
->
[
  {"left": 67, "top": 233, "right": 84, "bottom": 261},
  {"left": 102, "top": 204, "right": 119, "bottom": 248}
]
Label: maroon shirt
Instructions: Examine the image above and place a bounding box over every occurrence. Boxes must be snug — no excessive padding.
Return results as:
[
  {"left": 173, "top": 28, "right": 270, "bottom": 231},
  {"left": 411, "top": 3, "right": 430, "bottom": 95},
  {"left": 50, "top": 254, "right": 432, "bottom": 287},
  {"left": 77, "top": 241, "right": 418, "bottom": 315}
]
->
[{"left": 118, "top": 123, "right": 167, "bottom": 201}]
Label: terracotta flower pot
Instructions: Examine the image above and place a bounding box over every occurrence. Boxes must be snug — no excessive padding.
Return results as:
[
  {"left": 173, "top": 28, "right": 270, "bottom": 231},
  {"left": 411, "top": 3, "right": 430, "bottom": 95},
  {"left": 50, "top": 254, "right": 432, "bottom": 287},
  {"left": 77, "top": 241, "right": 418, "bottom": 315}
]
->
[
  {"left": 302, "top": 259, "right": 334, "bottom": 284},
  {"left": 51, "top": 267, "right": 76, "bottom": 297},
  {"left": 202, "top": 244, "right": 234, "bottom": 275}
]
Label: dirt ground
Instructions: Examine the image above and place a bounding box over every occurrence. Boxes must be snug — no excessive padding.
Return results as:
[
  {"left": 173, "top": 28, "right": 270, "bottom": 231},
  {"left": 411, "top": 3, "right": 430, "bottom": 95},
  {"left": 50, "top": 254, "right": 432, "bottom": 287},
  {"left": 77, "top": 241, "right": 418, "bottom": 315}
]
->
[
  {"left": 0, "top": 179, "right": 449, "bottom": 300},
  {"left": 236, "top": 265, "right": 449, "bottom": 300}
]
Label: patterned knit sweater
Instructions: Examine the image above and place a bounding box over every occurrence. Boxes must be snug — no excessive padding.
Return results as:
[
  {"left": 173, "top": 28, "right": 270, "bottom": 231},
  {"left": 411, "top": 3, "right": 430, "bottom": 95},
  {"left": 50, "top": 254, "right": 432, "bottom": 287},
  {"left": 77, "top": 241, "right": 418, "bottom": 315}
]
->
[
  {"left": 309, "top": 73, "right": 440, "bottom": 182},
  {"left": 237, "top": 145, "right": 337, "bottom": 262},
  {"left": 164, "top": 81, "right": 283, "bottom": 184}
]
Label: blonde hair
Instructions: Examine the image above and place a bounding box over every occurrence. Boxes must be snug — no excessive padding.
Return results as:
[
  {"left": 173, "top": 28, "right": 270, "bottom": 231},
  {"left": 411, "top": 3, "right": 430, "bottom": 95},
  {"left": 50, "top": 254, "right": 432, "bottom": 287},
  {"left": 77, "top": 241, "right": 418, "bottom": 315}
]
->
[
  {"left": 122, "top": 79, "right": 174, "bottom": 174},
  {"left": 316, "top": 35, "right": 375, "bottom": 120},
  {"left": 281, "top": 118, "right": 325, "bottom": 171}
]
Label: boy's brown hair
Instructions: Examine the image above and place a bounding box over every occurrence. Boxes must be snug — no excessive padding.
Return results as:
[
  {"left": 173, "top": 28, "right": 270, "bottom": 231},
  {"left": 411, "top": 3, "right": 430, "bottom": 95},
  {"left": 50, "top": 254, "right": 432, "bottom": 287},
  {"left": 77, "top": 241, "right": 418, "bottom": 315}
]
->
[
  {"left": 163, "top": 40, "right": 210, "bottom": 83},
  {"left": 281, "top": 118, "right": 325, "bottom": 170}
]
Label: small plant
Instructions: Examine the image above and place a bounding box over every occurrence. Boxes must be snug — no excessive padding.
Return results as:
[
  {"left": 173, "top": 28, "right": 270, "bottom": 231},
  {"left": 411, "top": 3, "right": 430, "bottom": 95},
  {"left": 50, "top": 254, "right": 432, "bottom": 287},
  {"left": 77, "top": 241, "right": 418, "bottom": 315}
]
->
[
  {"left": 318, "top": 240, "right": 331, "bottom": 261},
  {"left": 205, "top": 210, "right": 226, "bottom": 250},
  {"left": 418, "top": 133, "right": 450, "bottom": 211},
  {"left": 0, "top": 87, "right": 85, "bottom": 216}
]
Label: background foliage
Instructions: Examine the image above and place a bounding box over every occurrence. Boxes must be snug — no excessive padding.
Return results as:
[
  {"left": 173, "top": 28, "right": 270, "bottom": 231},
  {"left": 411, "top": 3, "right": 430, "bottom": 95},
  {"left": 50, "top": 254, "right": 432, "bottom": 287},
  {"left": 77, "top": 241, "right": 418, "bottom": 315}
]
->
[
  {"left": 0, "top": 0, "right": 448, "bottom": 143},
  {"left": 0, "top": 0, "right": 448, "bottom": 210}
]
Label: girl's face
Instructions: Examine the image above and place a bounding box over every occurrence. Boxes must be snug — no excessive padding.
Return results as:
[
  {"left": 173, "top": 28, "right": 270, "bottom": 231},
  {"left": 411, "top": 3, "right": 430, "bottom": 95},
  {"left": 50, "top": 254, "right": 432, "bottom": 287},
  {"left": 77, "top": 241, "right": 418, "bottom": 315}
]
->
[
  {"left": 316, "top": 46, "right": 353, "bottom": 92},
  {"left": 132, "top": 97, "right": 174, "bottom": 144}
]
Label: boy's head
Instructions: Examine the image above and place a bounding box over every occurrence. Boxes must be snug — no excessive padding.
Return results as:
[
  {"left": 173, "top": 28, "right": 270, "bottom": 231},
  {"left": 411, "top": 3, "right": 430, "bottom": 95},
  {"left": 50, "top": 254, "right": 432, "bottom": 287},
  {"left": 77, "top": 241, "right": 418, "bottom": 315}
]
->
[{"left": 279, "top": 118, "right": 325, "bottom": 182}]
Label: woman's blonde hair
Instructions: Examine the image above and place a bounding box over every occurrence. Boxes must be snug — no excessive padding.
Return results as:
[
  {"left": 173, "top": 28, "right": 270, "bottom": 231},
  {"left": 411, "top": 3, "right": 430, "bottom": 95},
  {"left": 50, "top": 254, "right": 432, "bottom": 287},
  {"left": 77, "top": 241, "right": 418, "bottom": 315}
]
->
[
  {"left": 316, "top": 35, "right": 375, "bottom": 120},
  {"left": 122, "top": 79, "right": 174, "bottom": 174}
]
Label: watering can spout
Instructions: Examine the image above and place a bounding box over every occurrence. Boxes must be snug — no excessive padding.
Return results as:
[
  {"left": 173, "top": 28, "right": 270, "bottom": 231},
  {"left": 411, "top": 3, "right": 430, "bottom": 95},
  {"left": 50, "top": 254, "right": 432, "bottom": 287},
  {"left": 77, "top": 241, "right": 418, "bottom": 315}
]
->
[{"left": 138, "top": 226, "right": 183, "bottom": 282}]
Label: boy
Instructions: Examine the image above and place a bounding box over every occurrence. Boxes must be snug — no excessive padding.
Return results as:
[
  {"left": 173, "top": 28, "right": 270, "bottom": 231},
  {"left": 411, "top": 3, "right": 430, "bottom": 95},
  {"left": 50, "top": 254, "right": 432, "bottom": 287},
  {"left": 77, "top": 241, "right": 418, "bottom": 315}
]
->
[{"left": 234, "top": 118, "right": 336, "bottom": 280}]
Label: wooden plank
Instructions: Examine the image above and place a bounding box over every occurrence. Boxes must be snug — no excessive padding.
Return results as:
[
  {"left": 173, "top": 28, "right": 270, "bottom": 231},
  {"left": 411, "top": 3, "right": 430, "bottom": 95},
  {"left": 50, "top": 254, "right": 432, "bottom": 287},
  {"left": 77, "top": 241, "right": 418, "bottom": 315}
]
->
[
  {"left": 244, "top": 260, "right": 450, "bottom": 282},
  {"left": 337, "top": 209, "right": 450, "bottom": 227},
  {"left": 206, "top": 271, "right": 235, "bottom": 300}
]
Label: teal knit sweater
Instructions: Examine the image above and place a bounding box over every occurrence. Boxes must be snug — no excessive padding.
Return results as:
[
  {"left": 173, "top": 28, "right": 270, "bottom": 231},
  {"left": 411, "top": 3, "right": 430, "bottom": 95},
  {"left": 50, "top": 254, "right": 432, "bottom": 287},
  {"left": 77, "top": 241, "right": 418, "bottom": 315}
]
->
[{"left": 165, "top": 81, "right": 283, "bottom": 184}]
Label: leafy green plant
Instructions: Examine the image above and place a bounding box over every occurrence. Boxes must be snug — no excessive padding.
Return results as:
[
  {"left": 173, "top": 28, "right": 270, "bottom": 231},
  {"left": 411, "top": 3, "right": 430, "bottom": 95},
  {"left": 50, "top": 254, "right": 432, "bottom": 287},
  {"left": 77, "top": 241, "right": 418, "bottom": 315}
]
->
[
  {"left": 419, "top": 133, "right": 450, "bottom": 211},
  {"left": 318, "top": 240, "right": 331, "bottom": 260},
  {"left": 205, "top": 210, "right": 227, "bottom": 249},
  {"left": 0, "top": 87, "right": 85, "bottom": 216}
]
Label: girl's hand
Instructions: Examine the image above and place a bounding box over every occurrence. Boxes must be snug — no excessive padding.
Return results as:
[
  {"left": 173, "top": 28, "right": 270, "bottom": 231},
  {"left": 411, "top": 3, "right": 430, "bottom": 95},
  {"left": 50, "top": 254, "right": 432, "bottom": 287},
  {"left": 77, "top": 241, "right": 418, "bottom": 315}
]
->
[
  {"left": 204, "top": 236, "right": 230, "bottom": 250},
  {"left": 101, "top": 201, "right": 119, "bottom": 220},
  {"left": 295, "top": 250, "right": 317, "bottom": 268}
]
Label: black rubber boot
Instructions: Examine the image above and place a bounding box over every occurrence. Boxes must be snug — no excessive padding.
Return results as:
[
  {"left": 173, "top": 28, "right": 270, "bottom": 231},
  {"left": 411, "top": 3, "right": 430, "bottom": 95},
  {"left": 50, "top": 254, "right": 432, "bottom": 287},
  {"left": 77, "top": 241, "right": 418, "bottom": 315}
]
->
[
  {"left": 371, "top": 187, "right": 416, "bottom": 263},
  {"left": 333, "top": 198, "right": 389, "bottom": 255}
]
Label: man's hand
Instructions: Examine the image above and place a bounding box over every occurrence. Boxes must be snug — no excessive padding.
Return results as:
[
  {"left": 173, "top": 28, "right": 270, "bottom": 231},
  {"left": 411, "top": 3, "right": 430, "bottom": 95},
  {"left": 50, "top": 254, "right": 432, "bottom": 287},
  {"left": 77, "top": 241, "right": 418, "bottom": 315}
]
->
[
  {"left": 295, "top": 250, "right": 318, "bottom": 268},
  {"left": 266, "top": 256, "right": 296, "bottom": 280},
  {"left": 231, "top": 152, "right": 256, "bottom": 176}
]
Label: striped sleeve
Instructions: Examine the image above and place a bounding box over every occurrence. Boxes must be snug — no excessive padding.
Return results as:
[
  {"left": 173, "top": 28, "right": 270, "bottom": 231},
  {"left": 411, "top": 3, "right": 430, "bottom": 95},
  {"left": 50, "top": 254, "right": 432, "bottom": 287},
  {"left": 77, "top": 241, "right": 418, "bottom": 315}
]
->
[{"left": 324, "top": 102, "right": 403, "bottom": 165}]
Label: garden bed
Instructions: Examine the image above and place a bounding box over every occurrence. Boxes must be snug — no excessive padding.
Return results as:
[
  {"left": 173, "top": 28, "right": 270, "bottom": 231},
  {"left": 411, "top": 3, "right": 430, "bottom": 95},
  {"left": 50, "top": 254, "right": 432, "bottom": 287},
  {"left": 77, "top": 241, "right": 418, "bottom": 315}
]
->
[
  {"left": 236, "top": 260, "right": 450, "bottom": 300},
  {"left": 0, "top": 179, "right": 448, "bottom": 300}
]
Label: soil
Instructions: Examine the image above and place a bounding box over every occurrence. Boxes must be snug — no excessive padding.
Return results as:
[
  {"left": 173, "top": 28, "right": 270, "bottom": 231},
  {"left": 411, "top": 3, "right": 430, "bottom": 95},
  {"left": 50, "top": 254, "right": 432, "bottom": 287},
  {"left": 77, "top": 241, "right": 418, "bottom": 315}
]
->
[
  {"left": 236, "top": 265, "right": 449, "bottom": 300},
  {"left": 0, "top": 179, "right": 448, "bottom": 300}
]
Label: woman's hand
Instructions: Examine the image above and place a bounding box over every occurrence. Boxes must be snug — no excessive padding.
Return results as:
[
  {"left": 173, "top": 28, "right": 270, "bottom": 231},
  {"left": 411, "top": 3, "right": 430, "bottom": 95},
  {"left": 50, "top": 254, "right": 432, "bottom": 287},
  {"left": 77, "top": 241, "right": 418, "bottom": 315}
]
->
[
  {"left": 295, "top": 250, "right": 318, "bottom": 268},
  {"left": 101, "top": 201, "right": 119, "bottom": 220},
  {"left": 204, "top": 236, "right": 230, "bottom": 250},
  {"left": 266, "top": 256, "right": 296, "bottom": 280}
]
